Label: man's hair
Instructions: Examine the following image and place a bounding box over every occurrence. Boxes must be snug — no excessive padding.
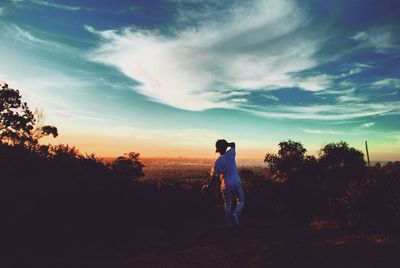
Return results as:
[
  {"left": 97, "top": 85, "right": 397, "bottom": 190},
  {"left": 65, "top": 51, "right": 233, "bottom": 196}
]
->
[{"left": 215, "top": 139, "right": 228, "bottom": 153}]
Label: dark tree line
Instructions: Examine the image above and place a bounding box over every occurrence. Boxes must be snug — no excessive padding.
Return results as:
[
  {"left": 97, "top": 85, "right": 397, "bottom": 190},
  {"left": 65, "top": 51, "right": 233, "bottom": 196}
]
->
[
  {"left": 261, "top": 139, "right": 400, "bottom": 230},
  {"left": 0, "top": 83, "right": 149, "bottom": 256}
]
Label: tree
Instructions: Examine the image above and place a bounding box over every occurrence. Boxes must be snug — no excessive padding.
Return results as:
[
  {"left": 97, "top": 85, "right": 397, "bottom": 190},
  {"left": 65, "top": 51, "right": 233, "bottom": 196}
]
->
[
  {"left": 111, "top": 152, "right": 145, "bottom": 180},
  {"left": 264, "top": 140, "right": 321, "bottom": 221},
  {"left": 319, "top": 141, "right": 366, "bottom": 196},
  {"left": 32, "top": 108, "right": 58, "bottom": 140},
  {"left": 264, "top": 140, "right": 308, "bottom": 183},
  {"left": 319, "top": 141, "right": 366, "bottom": 222},
  {"left": 49, "top": 144, "right": 81, "bottom": 160},
  {"left": 0, "top": 83, "right": 58, "bottom": 146}
]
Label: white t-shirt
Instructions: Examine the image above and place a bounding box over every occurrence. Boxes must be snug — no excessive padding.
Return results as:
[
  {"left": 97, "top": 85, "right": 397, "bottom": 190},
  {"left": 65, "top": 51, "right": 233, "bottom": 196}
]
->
[{"left": 211, "top": 148, "right": 241, "bottom": 189}]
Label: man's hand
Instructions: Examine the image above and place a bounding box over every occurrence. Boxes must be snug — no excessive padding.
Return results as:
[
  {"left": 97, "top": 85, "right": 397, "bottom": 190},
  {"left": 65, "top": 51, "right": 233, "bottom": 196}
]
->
[
  {"left": 228, "top": 142, "right": 236, "bottom": 149},
  {"left": 201, "top": 184, "right": 209, "bottom": 193}
]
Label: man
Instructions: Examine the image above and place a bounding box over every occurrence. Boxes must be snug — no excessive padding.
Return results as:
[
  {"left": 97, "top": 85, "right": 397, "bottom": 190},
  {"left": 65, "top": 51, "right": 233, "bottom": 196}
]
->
[{"left": 203, "top": 139, "right": 245, "bottom": 227}]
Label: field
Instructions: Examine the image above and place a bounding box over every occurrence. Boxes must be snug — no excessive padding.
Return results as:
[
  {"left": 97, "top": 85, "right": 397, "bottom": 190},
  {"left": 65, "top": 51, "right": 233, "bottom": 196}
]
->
[
  {"left": 102, "top": 157, "right": 267, "bottom": 181},
  {"left": 141, "top": 157, "right": 214, "bottom": 181},
  {"left": 105, "top": 159, "right": 400, "bottom": 267},
  {"left": 140, "top": 157, "right": 266, "bottom": 181},
  {"left": 7, "top": 199, "right": 400, "bottom": 267}
]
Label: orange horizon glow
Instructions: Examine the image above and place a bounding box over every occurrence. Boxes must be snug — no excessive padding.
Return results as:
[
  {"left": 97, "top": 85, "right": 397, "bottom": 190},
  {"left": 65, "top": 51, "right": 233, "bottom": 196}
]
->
[
  {"left": 41, "top": 132, "right": 274, "bottom": 160},
  {"left": 40, "top": 132, "right": 400, "bottom": 162}
]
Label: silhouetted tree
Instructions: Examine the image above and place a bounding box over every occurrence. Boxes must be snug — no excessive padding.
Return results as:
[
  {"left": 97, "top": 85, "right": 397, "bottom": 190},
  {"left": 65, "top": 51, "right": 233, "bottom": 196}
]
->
[
  {"left": 265, "top": 140, "right": 320, "bottom": 221},
  {"left": 32, "top": 109, "right": 58, "bottom": 140},
  {"left": 265, "top": 140, "right": 308, "bottom": 183},
  {"left": 342, "top": 161, "right": 400, "bottom": 229},
  {"left": 378, "top": 162, "right": 400, "bottom": 221},
  {"left": 1, "top": 83, "right": 35, "bottom": 145},
  {"left": 111, "top": 152, "right": 145, "bottom": 180},
  {"left": 319, "top": 141, "right": 366, "bottom": 223},
  {"left": 49, "top": 144, "right": 80, "bottom": 160},
  {"left": 0, "top": 83, "right": 58, "bottom": 147},
  {"left": 319, "top": 141, "right": 366, "bottom": 197}
]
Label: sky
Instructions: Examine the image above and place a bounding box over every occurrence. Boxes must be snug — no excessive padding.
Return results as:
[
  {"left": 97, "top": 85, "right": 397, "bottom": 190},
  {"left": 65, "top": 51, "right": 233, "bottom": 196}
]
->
[{"left": 0, "top": 0, "right": 399, "bottom": 160}]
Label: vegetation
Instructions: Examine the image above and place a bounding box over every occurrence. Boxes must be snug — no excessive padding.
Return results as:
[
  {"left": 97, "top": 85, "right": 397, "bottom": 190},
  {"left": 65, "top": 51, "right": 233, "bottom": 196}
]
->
[
  {"left": 2, "top": 82, "right": 400, "bottom": 266},
  {"left": 0, "top": 83, "right": 58, "bottom": 147}
]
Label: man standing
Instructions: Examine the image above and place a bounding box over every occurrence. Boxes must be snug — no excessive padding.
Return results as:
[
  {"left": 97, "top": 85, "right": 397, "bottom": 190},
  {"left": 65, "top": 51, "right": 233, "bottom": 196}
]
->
[{"left": 204, "top": 139, "right": 245, "bottom": 227}]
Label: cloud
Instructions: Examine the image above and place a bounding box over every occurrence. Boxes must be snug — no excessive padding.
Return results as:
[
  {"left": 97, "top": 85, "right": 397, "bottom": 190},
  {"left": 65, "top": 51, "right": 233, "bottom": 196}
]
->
[
  {"left": 1, "top": 72, "right": 108, "bottom": 124},
  {"left": 336, "top": 94, "right": 367, "bottom": 103},
  {"left": 302, "top": 129, "right": 349, "bottom": 135},
  {"left": 50, "top": 110, "right": 108, "bottom": 122},
  {"left": 86, "top": 0, "right": 327, "bottom": 111},
  {"left": 117, "top": 4, "right": 143, "bottom": 14},
  {"left": 0, "top": 7, "right": 4, "bottom": 16},
  {"left": 372, "top": 78, "right": 400, "bottom": 89},
  {"left": 231, "top": 98, "right": 248, "bottom": 103},
  {"left": 340, "top": 63, "right": 372, "bottom": 77},
  {"left": 351, "top": 29, "right": 395, "bottom": 51},
  {"left": 7, "top": 23, "right": 47, "bottom": 44},
  {"left": 0, "top": 25, "right": 106, "bottom": 125},
  {"left": 351, "top": 31, "right": 368, "bottom": 42},
  {"left": 240, "top": 101, "right": 400, "bottom": 120},
  {"left": 0, "top": 22, "right": 79, "bottom": 55},
  {"left": 263, "top": 95, "right": 279, "bottom": 101},
  {"left": 361, "top": 122, "right": 375, "bottom": 128},
  {"left": 11, "top": 0, "right": 90, "bottom": 11}
]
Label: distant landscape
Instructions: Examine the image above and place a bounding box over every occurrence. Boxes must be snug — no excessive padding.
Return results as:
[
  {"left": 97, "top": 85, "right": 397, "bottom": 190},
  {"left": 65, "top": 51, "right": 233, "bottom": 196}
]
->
[{"left": 103, "top": 157, "right": 266, "bottom": 181}]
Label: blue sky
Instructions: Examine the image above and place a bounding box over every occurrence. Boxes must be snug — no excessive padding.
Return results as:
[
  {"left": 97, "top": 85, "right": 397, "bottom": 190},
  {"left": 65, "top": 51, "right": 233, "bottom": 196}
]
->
[{"left": 0, "top": 0, "right": 399, "bottom": 160}]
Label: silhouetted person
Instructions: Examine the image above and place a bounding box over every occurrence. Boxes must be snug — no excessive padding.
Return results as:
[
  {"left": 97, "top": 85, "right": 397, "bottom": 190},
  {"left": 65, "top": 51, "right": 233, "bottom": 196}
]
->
[{"left": 204, "top": 139, "right": 245, "bottom": 227}]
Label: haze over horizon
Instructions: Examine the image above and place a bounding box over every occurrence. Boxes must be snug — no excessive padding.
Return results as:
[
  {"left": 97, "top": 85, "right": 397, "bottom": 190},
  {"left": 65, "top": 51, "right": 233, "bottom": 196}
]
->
[{"left": 1, "top": 0, "right": 399, "bottom": 161}]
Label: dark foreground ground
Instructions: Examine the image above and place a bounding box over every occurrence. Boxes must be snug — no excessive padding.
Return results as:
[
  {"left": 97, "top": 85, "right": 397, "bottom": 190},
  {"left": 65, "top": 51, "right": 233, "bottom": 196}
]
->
[{"left": 2, "top": 209, "right": 400, "bottom": 268}]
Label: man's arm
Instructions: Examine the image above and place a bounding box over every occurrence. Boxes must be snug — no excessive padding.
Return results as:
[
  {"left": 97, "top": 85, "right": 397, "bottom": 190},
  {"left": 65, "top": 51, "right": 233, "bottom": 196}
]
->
[
  {"left": 226, "top": 142, "right": 236, "bottom": 159},
  {"left": 202, "top": 172, "right": 219, "bottom": 193},
  {"left": 202, "top": 161, "right": 219, "bottom": 192},
  {"left": 208, "top": 174, "right": 219, "bottom": 187}
]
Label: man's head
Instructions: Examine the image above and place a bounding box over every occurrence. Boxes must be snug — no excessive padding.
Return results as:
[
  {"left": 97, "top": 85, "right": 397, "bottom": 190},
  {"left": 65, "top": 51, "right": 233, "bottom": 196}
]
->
[{"left": 215, "top": 139, "right": 228, "bottom": 155}]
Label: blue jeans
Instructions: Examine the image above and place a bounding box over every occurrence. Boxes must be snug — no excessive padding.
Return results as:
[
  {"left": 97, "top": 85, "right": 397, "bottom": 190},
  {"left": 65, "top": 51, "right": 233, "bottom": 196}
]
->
[{"left": 221, "top": 183, "right": 245, "bottom": 227}]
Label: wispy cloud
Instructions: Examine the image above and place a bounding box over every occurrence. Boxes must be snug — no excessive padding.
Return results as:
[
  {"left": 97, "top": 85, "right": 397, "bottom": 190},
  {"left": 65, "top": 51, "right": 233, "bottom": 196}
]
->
[
  {"left": 264, "top": 95, "right": 279, "bottom": 101},
  {"left": 11, "top": 0, "right": 93, "bottom": 11},
  {"left": 361, "top": 122, "right": 375, "bottom": 128},
  {"left": 372, "top": 78, "right": 400, "bottom": 89},
  {"left": 50, "top": 110, "right": 109, "bottom": 122},
  {"left": 302, "top": 129, "right": 349, "bottom": 135},
  {"left": 7, "top": 23, "right": 48, "bottom": 45},
  {"left": 0, "top": 7, "right": 4, "bottom": 16},
  {"left": 336, "top": 95, "right": 367, "bottom": 103},
  {"left": 29, "top": 0, "right": 87, "bottom": 11},
  {"left": 351, "top": 29, "right": 396, "bottom": 51},
  {"left": 117, "top": 4, "right": 143, "bottom": 14},
  {"left": 0, "top": 22, "right": 79, "bottom": 55},
  {"left": 240, "top": 101, "right": 400, "bottom": 120},
  {"left": 86, "top": 0, "right": 327, "bottom": 111},
  {"left": 340, "top": 63, "right": 372, "bottom": 78}
]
